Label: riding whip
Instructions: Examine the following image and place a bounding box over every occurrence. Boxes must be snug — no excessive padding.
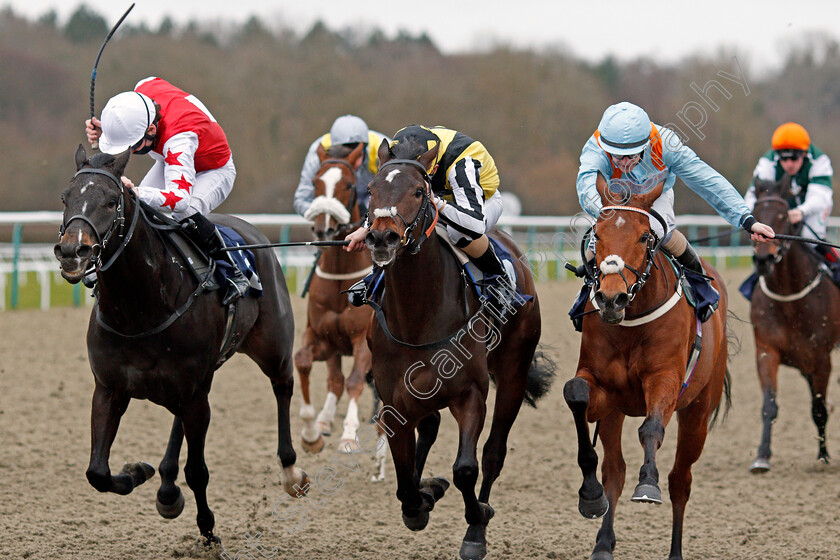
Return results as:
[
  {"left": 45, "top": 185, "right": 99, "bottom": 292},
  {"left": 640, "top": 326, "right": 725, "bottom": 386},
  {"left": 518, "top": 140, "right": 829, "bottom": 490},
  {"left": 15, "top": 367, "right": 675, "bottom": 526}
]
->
[
  {"left": 218, "top": 240, "right": 350, "bottom": 251},
  {"left": 89, "top": 3, "right": 135, "bottom": 149}
]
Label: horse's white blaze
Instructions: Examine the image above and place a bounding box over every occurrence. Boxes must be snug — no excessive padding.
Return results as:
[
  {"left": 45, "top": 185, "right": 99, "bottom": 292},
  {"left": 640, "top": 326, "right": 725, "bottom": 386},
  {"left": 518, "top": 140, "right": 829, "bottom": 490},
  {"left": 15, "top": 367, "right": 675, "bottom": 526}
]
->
[
  {"left": 616, "top": 216, "right": 626, "bottom": 228},
  {"left": 80, "top": 181, "right": 93, "bottom": 194},
  {"left": 81, "top": 202, "right": 88, "bottom": 214},
  {"left": 385, "top": 169, "right": 401, "bottom": 183},
  {"left": 600, "top": 255, "right": 625, "bottom": 275},
  {"left": 373, "top": 207, "right": 398, "bottom": 218},
  {"left": 320, "top": 167, "right": 342, "bottom": 199}
]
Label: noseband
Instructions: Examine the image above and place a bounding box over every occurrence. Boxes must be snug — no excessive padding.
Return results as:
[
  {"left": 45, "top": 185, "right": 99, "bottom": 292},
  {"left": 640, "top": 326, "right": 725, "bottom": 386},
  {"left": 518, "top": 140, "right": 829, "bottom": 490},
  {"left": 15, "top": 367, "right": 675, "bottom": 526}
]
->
[
  {"left": 593, "top": 205, "right": 668, "bottom": 301},
  {"left": 752, "top": 195, "right": 794, "bottom": 265},
  {"left": 60, "top": 167, "right": 140, "bottom": 272},
  {"left": 374, "top": 159, "right": 439, "bottom": 254}
]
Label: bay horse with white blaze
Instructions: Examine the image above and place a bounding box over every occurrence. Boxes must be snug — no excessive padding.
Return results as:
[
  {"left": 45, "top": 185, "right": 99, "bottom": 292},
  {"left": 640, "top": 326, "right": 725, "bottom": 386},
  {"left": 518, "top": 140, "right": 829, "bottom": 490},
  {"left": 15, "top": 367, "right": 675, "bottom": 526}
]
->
[
  {"left": 54, "top": 146, "right": 308, "bottom": 545},
  {"left": 747, "top": 175, "right": 840, "bottom": 472},
  {"left": 295, "top": 142, "right": 375, "bottom": 454},
  {"left": 363, "top": 138, "right": 554, "bottom": 560},
  {"left": 564, "top": 175, "right": 731, "bottom": 560}
]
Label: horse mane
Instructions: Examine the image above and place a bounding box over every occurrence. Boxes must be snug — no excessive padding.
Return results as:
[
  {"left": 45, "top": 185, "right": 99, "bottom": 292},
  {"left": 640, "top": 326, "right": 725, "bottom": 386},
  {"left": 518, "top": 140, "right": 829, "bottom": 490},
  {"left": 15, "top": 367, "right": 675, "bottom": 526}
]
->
[{"left": 88, "top": 152, "right": 116, "bottom": 169}]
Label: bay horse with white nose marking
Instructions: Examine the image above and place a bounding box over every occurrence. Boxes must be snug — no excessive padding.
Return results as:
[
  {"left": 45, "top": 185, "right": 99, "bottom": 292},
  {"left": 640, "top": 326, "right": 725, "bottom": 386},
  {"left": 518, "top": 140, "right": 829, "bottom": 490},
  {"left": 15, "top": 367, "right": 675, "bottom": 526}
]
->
[
  {"left": 363, "top": 137, "right": 554, "bottom": 560},
  {"left": 747, "top": 174, "right": 840, "bottom": 472},
  {"left": 295, "top": 142, "right": 375, "bottom": 453},
  {"left": 563, "top": 174, "right": 730, "bottom": 560},
  {"left": 54, "top": 146, "right": 308, "bottom": 545}
]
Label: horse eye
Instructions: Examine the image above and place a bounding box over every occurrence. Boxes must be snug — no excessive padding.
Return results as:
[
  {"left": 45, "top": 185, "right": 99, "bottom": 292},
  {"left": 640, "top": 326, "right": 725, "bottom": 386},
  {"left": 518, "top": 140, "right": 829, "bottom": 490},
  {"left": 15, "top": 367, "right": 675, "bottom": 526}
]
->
[
  {"left": 415, "top": 188, "right": 423, "bottom": 198},
  {"left": 107, "top": 198, "right": 118, "bottom": 209},
  {"left": 640, "top": 233, "right": 650, "bottom": 242}
]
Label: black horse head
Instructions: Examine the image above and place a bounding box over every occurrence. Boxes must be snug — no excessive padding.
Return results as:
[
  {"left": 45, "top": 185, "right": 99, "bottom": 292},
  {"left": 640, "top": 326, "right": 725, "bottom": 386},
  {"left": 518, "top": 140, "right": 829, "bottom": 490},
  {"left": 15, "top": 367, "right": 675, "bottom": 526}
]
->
[{"left": 54, "top": 145, "right": 131, "bottom": 283}]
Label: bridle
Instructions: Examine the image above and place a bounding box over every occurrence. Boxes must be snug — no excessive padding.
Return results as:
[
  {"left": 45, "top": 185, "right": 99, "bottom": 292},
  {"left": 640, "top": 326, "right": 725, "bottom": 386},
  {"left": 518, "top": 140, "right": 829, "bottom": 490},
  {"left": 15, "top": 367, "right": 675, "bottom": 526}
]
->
[
  {"left": 59, "top": 167, "right": 140, "bottom": 273},
  {"left": 312, "top": 158, "right": 363, "bottom": 237},
  {"left": 752, "top": 195, "right": 795, "bottom": 265},
  {"left": 373, "top": 158, "right": 439, "bottom": 254},
  {"left": 592, "top": 205, "right": 668, "bottom": 301}
]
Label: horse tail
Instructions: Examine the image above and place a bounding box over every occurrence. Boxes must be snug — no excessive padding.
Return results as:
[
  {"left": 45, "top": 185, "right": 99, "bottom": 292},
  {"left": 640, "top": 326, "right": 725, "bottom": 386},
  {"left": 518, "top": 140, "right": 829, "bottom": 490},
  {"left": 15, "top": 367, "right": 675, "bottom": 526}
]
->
[
  {"left": 523, "top": 346, "right": 557, "bottom": 408},
  {"left": 709, "top": 366, "right": 732, "bottom": 429}
]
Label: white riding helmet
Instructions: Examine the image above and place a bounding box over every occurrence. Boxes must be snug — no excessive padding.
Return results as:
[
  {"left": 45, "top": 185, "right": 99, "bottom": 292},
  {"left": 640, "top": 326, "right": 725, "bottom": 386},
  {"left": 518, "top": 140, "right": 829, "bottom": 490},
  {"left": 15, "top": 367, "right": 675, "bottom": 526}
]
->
[
  {"left": 330, "top": 115, "right": 369, "bottom": 145},
  {"left": 597, "top": 102, "right": 652, "bottom": 155},
  {"left": 98, "top": 91, "right": 157, "bottom": 154}
]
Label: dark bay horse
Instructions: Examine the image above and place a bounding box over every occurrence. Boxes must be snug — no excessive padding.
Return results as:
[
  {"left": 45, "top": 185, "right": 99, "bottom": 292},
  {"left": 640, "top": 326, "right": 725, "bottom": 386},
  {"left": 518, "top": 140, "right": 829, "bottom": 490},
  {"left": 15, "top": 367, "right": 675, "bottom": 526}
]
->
[
  {"left": 748, "top": 175, "right": 840, "bottom": 472},
  {"left": 363, "top": 138, "right": 554, "bottom": 560},
  {"left": 54, "top": 146, "right": 308, "bottom": 544},
  {"left": 295, "top": 143, "right": 375, "bottom": 454},
  {"left": 563, "top": 175, "right": 730, "bottom": 560}
]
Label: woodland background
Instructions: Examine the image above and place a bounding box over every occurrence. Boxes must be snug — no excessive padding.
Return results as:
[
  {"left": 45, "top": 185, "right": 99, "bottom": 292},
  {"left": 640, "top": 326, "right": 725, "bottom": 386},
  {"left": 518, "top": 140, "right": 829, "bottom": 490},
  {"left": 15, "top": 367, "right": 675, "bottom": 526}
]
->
[{"left": 2, "top": 5, "right": 840, "bottom": 219}]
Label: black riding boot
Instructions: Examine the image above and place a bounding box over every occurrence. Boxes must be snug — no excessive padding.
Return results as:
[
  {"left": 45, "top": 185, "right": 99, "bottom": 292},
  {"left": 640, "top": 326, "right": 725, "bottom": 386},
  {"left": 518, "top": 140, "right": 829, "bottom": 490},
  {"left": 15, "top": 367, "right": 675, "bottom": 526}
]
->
[
  {"left": 676, "top": 243, "right": 718, "bottom": 322},
  {"left": 347, "top": 265, "right": 382, "bottom": 307},
  {"left": 472, "top": 243, "right": 516, "bottom": 303},
  {"left": 182, "top": 213, "right": 251, "bottom": 306}
]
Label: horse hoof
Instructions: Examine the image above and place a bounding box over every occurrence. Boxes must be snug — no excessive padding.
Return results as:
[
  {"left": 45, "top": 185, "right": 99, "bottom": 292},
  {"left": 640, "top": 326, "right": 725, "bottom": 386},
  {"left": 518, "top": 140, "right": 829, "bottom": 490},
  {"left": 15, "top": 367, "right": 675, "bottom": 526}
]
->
[
  {"left": 301, "top": 436, "right": 325, "bottom": 454},
  {"left": 121, "top": 461, "right": 156, "bottom": 486},
  {"left": 282, "top": 467, "right": 311, "bottom": 498},
  {"left": 338, "top": 438, "right": 362, "bottom": 453},
  {"left": 156, "top": 490, "right": 185, "bottom": 519},
  {"left": 459, "top": 540, "right": 487, "bottom": 560},
  {"left": 631, "top": 483, "right": 662, "bottom": 504},
  {"left": 419, "top": 477, "right": 450, "bottom": 501},
  {"left": 590, "top": 550, "right": 614, "bottom": 560},
  {"left": 749, "top": 458, "right": 771, "bottom": 474},
  {"left": 402, "top": 510, "right": 430, "bottom": 531},
  {"left": 579, "top": 493, "right": 609, "bottom": 519},
  {"left": 316, "top": 421, "right": 332, "bottom": 436}
]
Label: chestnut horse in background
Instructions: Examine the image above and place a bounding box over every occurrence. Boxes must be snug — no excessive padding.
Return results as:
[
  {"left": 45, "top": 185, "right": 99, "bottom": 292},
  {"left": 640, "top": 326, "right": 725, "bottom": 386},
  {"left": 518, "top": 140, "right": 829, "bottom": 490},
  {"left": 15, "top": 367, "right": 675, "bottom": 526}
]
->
[
  {"left": 363, "top": 138, "right": 554, "bottom": 560},
  {"left": 54, "top": 146, "right": 308, "bottom": 545},
  {"left": 564, "top": 175, "right": 730, "bottom": 560},
  {"left": 748, "top": 175, "right": 840, "bottom": 472},
  {"left": 295, "top": 143, "right": 375, "bottom": 453}
]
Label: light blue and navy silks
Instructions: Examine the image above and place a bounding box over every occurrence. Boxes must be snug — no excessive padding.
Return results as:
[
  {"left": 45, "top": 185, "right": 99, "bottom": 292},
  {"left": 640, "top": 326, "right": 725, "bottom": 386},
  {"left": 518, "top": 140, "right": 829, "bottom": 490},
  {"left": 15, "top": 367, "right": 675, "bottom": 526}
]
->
[{"left": 216, "top": 225, "right": 263, "bottom": 298}]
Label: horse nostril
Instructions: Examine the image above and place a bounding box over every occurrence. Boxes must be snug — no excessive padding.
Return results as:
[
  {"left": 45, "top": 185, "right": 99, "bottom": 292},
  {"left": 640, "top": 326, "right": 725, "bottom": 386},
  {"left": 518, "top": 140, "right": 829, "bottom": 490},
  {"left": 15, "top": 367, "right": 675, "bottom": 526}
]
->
[
  {"left": 53, "top": 243, "right": 63, "bottom": 260},
  {"left": 384, "top": 231, "right": 401, "bottom": 248},
  {"left": 76, "top": 245, "right": 93, "bottom": 259},
  {"left": 614, "top": 292, "right": 630, "bottom": 309},
  {"left": 594, "top": 291, "right": 606, "bottom": 308}
]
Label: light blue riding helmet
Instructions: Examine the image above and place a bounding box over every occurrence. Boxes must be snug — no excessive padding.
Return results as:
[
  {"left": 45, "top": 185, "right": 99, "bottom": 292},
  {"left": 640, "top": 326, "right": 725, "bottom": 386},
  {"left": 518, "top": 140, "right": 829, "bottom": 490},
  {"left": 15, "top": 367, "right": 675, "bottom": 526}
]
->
[{"left": 597, "top": 102, "right": 652, "bottom": 155}]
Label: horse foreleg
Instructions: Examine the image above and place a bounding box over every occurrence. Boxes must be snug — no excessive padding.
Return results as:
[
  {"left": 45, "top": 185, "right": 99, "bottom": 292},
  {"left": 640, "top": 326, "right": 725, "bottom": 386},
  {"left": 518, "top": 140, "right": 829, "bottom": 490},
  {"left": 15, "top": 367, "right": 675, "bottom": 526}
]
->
[
  {"left": 667, "top": 398, "right": 711, "bottom": 560},
  {"left": 269, "top": 360, "right": 310, "bottom": 498},
  {"left": 156, "top": 417, "right": 185, "bottom": 519},
  {"left": 752, "top": 343, "right": 780, "bottom": 473},
  {"left": 450, "top": 388, "right": 494, "bottom": 560},
  {"left": 181, "top": 395, "right": 217, "bottom": 544},
  {"left": 316, "top": 354, "right": 342, "bottom": 436},
  {"left": 415, "top": 411, "right": 442, "bottom": 483},
  {"left": 563, "top": 376, "right": 608, "bottom": 519},
  {"left": 338, "top": 339, "right": 372, "bottom": 452},
  {"left": 294, "top": 335, "right": 324, "bottom": 453},
  {"left": 806, "top": 356, "right": 832, "bottom": 463},
  {"left": 389, "top": 422, "right": 438, "bottom": 530},
  {"left": 86, "top": 383, "right": 154, "bottom": 495},
  {"left": 633, "top": 374, "right": 678, "bottom": 505},
  {"left": 591, "top": 411, "right": 626, "bottom": 560}
]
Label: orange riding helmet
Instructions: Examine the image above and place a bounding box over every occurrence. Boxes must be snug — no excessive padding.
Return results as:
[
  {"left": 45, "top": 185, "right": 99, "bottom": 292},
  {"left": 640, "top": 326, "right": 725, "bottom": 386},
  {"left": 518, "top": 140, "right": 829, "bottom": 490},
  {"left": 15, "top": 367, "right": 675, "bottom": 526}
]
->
[{"left": 771, "top": 122, "right": 810, "bottom": 152}]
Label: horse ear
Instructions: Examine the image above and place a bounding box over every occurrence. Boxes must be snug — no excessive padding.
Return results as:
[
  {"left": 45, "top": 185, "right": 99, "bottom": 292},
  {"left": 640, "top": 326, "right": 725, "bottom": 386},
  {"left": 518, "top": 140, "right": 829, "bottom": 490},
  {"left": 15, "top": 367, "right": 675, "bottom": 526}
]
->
[
  {"left": 110, "top": 149, "right": 131, "bottom": 176},
  {"left": 377, "top": 138, "right": 392, "bottom": 166},
  {"left": 316, "top": 143, "right": 328, "bottom": 163},
  {"left": 417, "top": 142, "right": 439, "bottom": 173},
  {"left": 75, "top": 144, "right": 88, "bottom": 171},
  {"left": 349, "top": 142, "right": 364, "bottom": 169},
  {"left": 633, "top": 180, "right": 665, "bottom": 209},
  {"left": 595, "top": 172, "right": 609, "bottom": 204},
  {"left": 780, "top": 173, "right": 792, "bottom": 197}
]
